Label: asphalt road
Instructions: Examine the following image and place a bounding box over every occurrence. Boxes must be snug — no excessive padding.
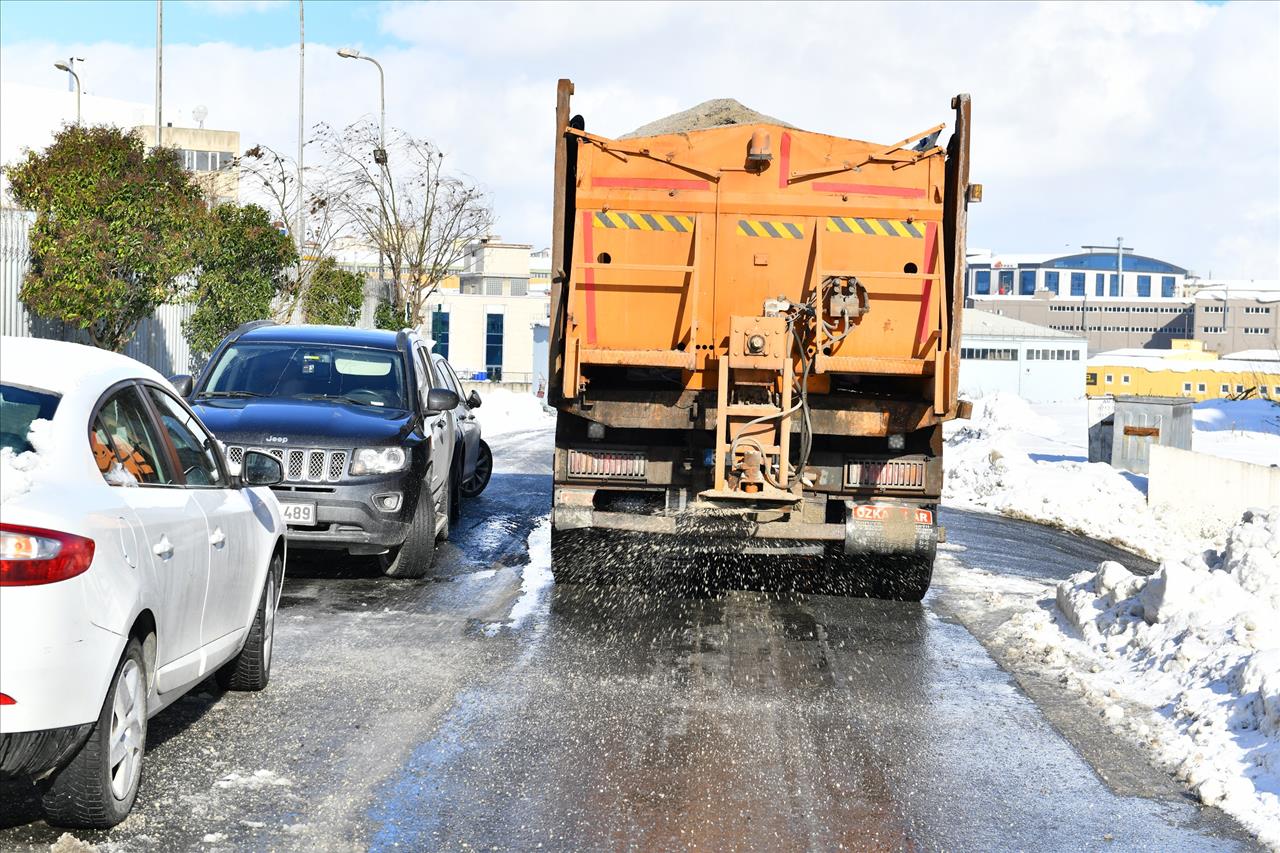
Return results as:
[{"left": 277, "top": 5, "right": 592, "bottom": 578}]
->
[{"left": 0, "top": 428, "right": 1260, "bottom": 852}]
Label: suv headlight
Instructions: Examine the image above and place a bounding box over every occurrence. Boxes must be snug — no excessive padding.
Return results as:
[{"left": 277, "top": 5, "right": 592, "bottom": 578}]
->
[{"left": 350, "top": 447, "right": 408, "bottom": 475}]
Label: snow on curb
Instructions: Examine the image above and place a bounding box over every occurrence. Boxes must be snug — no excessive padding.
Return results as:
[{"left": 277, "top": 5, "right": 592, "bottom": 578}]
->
[
  {"left": 979, "top": 508, "right": 1280, "bottom": 848},
  {"left": 472, "top": 388, "right": 555, "bottom": 437},
  {"left": 943, "top": 394, "right": 1197, "bottom": 561}
]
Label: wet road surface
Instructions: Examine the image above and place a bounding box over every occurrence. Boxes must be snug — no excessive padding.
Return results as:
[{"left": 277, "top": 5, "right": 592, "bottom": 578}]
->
[{"left": 0, "top": 429, "right": 1259, "bottom": 851}]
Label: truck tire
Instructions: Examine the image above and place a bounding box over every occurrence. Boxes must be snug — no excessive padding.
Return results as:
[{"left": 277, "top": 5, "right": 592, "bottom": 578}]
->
[
  {"left": 826, "top": 550, "right": 934, "bottom": 602},
  {"left": 380, "top": 487, "right": 436, "bottom": 579},
  {"left": 216, "top": 556, "right": 280, "bottom": 691},
  {"left": 40, "top": 639, "right": 147, "bottom": 829}
]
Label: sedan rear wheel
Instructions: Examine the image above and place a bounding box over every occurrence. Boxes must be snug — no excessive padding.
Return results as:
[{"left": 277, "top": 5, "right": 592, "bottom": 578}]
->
[
  {"left": 216, "top": 555, "right": 280, "bottom": 691},
  {"left": 40, "top": 639, "right": 148, "bottom": 829},
  {"left": 460, "top": 440, "right": 492, "bottom": 498}
]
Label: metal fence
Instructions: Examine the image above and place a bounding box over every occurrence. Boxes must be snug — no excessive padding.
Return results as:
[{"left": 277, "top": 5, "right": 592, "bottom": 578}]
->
[{"left": 1, "top": 206, "right": 196, "bottom": 375}]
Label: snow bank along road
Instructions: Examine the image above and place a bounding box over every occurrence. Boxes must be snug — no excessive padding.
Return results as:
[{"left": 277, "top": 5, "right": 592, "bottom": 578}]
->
[{"left": 0, "top": 429, "right": 1262, "bottom": 851}]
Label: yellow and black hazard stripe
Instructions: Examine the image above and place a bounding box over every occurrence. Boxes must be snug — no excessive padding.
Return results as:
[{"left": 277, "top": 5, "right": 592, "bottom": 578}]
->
[
  {"left": 737, "top": 219, "right": 804, "bottom": 239},
  {"left": 826, "top": 217, "right": 925, "bottom": 238},
  {"left": 593, "top": 211, "right": 693, "bottom": 233}
]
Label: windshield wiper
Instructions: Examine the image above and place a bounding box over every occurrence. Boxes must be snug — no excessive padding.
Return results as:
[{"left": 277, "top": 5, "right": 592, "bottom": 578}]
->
[
  {"left": 196, "top": 390, "right": 265, "bottom": 399},
  {"left": 295, "top": 394, "right": 394, "bottom": 408}
]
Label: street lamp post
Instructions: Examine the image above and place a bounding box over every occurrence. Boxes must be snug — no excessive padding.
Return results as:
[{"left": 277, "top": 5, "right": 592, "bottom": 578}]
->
[
  {"left": 337, "top": 47, "right": 390, "bottom": 325},
  {"left": 53, "top": 62, "right": 81, "bottom": 125}
]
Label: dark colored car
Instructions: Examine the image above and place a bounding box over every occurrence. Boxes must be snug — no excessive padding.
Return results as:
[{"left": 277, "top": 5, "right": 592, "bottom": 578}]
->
[{"left": 174, "top": 322, "right": 465, "bottom": 579}]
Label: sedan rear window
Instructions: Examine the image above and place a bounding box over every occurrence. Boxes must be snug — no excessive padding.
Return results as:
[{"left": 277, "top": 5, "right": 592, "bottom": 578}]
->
[
  {"left": 201, "top": 343, "right": 409, "bottom": 410},
  {"left": 0, "top": 384, "right": 60, "bottom": 453}
]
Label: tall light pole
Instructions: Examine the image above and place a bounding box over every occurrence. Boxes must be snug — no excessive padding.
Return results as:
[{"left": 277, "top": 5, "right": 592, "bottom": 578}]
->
[
  {"left": 337, "top": 47, "right": 390, "bottom": 323},
  {"left": 53, "top": 62, "right": 81, "bottom": 125},
  {"left": 298, "top": 1, "right": 306, "bottom": 278},
  {"left": 155, "top": 0, "right": 163, "bottom": 148}
]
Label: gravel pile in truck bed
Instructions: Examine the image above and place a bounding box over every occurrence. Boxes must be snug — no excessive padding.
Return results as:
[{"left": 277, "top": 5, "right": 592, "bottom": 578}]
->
[{"left": 622, "top": 99, "right": 794, "bottom": 139}]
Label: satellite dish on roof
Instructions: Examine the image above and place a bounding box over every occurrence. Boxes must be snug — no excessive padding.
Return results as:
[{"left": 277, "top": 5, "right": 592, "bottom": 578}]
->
[{"left": 193, "top": 105, "right": 208, "bottom": 128}]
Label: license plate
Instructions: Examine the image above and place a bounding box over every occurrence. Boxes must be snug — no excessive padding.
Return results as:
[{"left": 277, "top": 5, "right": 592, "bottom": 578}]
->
[
  {"left": 851, "top": 505, "right": 933, "bottom": 525},
  {"left": 280, "top": 502, "right": 316, "bottom": 526}
]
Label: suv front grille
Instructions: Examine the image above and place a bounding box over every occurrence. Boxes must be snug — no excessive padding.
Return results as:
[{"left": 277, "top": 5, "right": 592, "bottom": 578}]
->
[{"left": 226, "top": 445, "right": 349, "bottom": 483}]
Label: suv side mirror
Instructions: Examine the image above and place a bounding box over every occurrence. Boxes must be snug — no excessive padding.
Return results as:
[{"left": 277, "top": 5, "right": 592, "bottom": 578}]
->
[
  {"left": 169, "top": 374, "right": 194, "bottom": 398},
  {"left": 242, "top": 450, "right": 284, "bottom": 487},
  {"left": 425, "top": 388, "right": 459, "bottom": 414},
  {"left": 467, "top": 390, "right": 482, "bottom": 409}
]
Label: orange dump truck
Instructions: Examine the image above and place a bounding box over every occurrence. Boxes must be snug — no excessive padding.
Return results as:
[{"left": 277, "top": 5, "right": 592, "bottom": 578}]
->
[{"left": 548, "top": 80, "right": 978, "bottom": 599}]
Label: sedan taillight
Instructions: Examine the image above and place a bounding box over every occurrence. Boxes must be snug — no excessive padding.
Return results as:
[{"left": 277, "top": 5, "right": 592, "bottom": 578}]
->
[{"left": 0, "top": 524, "right": 95, "bottom": 586}]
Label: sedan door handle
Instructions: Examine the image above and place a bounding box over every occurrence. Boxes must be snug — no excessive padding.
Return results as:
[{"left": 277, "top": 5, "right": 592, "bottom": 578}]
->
[
  {"left": 209, "top": 527, "right": 226, "bottom": 549},
  {"left": 152, "top": 536, "right": 174, "bottom": 560}
]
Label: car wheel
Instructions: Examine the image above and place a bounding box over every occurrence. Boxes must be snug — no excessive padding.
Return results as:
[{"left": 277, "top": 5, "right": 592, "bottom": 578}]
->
[
  {"left": 448, "top": 452, "right": 462, "bottom": 527},
  {"left": 460, "top": 440, "right": 492, "bottom": 498},
  {"left": 40, "top": 639, "right": 148, "bottom": 829},
  {"left": 216, "top": 554, "right": 280, "bottom": 691},
  {"left": 380, "top": 485, "right": 436, "bottom": 579}
]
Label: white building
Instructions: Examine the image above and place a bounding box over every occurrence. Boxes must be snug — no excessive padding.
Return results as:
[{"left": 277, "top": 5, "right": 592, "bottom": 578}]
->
[
  {"left": 959, "top": 309, "right": 1088, "bottom": 402},
  {"left": 424, "top": 236, "right": 549, "bottom": 388}
]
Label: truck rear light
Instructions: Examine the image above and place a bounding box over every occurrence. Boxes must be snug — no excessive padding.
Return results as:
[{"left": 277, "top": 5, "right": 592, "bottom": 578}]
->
[
  {"left": 0, "top": 693, "right": 14, "bottom": 705},
  {"left": 0, "top": 524, "right": 95, "bottom": 586},
  {"left": 845, "top": 459, "right": 926, "bottom": 491},
  {"left": 567, "top": 449, "right": 647, "bottom": 481}
]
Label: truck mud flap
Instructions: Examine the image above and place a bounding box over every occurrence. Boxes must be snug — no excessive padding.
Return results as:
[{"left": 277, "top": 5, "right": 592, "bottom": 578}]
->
[{"left": 844, "top": 502, "right": 937, "bottom": 559}]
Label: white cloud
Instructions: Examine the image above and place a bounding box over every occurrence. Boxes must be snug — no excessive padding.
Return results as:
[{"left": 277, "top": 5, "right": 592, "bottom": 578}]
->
[
  {"left": 1, "top": 1, "right": 1276, "bottom": 277},
  {"left": 194, "top": 0, "right": 289, "bottom": 16}
]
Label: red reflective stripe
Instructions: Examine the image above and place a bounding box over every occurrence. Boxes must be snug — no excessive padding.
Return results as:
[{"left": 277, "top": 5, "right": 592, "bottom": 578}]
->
[
  {"left": 592, "top": 177, "right": 709, "bottom": 191},
  {"left": 915, "top": 221, "right": 940, "bottom": 347},
  {"left": 811, "top": 182, "right": 926, "bottom": 199},
  {"left": 581, "top": 210, "right": 597, "bottom": 346},
  {"left": 779, "top": 132, "right": 791, "bottom": 189},
  {"left": 0, "top": 693, "right": 14, "bottom": 706}
]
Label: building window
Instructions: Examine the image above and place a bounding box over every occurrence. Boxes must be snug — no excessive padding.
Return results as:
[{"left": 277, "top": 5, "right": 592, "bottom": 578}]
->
[
  {"left": 1044, "top": 271, "right": 1059, "bottom": 294},
  {"left": 974, "top": 270, "right": 991, "bottom": 295},
  {"left": 430, "top": 309, "right": 449, "bottom": 358},
  {"left": 1109, "top": 274, "right": 1120, "bottom": 297},
  {"left": 1105, "top": 374, "right": 1114, "bottom": 383},
  {"left": 1197, "top": 384, "right": 1206, "bottom": 393},
  {"left": 1095, "top": 273, "right": 1105, "bottom": 297},
  {"left": 484, "top": 277, "right": 503, "bottom": 296},
  {"left": 1244, "top": 327, "right": 1268, "bottom": 335},
  {"left": 1236, "top": 385, "right": 1245, "bottom": 394},
  {"left": 998, "top": 270, "right": 1013, "bottom": 295},
  {"left": 1122, "top": 375, "right": 1130, "bottom": 384},
  {"left": 1137, "top": 275, "right": 1151, "bottom": 297},
  {"left": 1161, "top": 276, "right": 1176, "bottom": 297},
  {"left": 1027, "top": 349, "right": 1037, "bottom": 360},
  {"left": 1221, "top": 384, "right": 1230, "bottom": 394},
  {"left": 1071, "top": 350, "right": 1079, "bottom": 360},
  {"left": 485, "top": 313, "right": 504, "bottom": 380},
  {"left": 1086, "top": 372, "right": 1097, "bottom": 385},
  {"left": 1019, "top": 269, "right": 1036, "bottom": 295},
  {"left": 510, "top": 278, "right": 529, "bottom": 297},
  {"left": 1070, "top": 272, "right": 1085, "bottom": 296},
  {"left": 1183, "top": 382, "right": 1192, "bottom": 392}
]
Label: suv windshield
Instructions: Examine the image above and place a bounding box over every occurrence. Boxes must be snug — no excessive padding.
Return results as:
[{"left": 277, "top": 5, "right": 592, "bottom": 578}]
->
[
  {"left": 0, "top": 383, "right": 60, "bottom": 453},
  {"left": 200, "top": 342, "right": 410, "bottom": 410}
]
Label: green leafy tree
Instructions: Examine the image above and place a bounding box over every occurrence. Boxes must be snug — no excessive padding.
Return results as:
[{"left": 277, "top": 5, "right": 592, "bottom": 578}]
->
[
  {"left": 4, "top": 125, "right": 203, "bottom": 351},
  {"left": 185, "top": 203, "right": 297, "bottom": 355},
  {"left": 373, "top": 299, "right": 404, "bottom": 331},
  {"left": 302, "top": 257, "right": 364, "bottom": 326}
]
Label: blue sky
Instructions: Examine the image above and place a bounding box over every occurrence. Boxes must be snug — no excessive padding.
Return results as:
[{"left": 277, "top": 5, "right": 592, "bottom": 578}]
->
[
  {"left": 0, "top": 0, "right": 389, "bottom": 51},
  {"left": 1, "top": 1, "right": 1277, "bottom": 278}
]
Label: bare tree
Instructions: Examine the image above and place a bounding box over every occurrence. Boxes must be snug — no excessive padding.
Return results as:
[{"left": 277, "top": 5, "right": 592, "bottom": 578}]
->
[
  {"left": 318, "top": 120, "right": 494, "bottom": 323},
  {"left": 236, "top": 143, "right": 347, "bottom": 321}
]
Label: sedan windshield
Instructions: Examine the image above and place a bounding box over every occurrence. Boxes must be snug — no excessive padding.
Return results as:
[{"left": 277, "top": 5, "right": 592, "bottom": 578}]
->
[
  {"left": 0, "top": 383, "right": 60, "bottom": 453},
  {"left": 200, "top": 343, "right": 410, "bottom": 410}
]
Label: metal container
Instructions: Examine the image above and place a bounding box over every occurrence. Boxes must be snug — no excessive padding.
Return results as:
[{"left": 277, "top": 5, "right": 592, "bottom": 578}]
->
[{"left": 1110, "top": 395, "right": 1194, "bottom": 474}]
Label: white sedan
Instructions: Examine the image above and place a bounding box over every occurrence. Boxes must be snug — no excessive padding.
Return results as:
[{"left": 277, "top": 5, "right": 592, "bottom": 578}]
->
[{"left": 0, "top": 337, "right": 287, "bottom": 828}]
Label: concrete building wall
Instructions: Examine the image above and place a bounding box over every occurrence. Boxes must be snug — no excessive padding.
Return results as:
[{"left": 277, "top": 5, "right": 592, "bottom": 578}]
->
[
  {"left": 423, "top": 291, "right": 549, "bottom": 383},
  {"left": 1194, "top": 296, "right": 1280, "bottom": 355},
  {"left": 1148, "top": 446, "right": 1280, "bottom": 539},
  {"left": 970, "top": 295, "right": 1194, "bottom": 353},
  {"left": 1086, "top": 358, "right": 1280, "bottom": 401},
  {"left": 133, "top": 125, "right": 241, "bottom": 205}
]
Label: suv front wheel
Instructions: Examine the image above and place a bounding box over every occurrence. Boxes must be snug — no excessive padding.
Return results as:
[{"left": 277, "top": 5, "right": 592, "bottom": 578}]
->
[{"left": 380, "top": 484, "right": 437, "bottom": 579}]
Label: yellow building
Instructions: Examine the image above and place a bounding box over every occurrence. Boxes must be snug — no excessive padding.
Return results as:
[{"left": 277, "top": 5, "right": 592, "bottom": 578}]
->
[{"left": 1087, "top": 341, "right": 1280, "bottom": 401}]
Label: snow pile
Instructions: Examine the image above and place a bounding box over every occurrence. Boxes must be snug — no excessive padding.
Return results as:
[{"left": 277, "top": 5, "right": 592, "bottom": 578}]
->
[
  {"left": 472, "top": 388, "right": 555, "bottom": 437},
  {"left": 997, "top": 509, "right": 1280, "bottom": 846},
  {"left": 1193, "top": 399, "right": 1280, "bottom": 468},
  {"left": 944, "top": 395, "right": 1191, "bottom": 559},
  {"left": 0, "top": 418, "right": 53, "bottom": 504},
  {"left": 213, "top": 769, "right": 292, "bottom": 789}
]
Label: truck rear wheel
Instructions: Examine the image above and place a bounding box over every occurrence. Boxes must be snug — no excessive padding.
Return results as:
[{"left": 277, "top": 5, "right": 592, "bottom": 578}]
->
[{"left": 826, "top": 549, "right": 934, "bottom": 602}]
